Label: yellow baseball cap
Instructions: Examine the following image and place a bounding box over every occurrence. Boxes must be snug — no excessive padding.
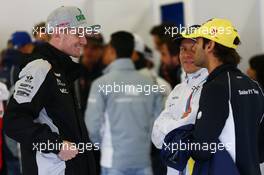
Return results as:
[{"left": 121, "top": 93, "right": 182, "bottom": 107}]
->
[{"left": 181, "top": 18, "right": 241, "bottom": 49}]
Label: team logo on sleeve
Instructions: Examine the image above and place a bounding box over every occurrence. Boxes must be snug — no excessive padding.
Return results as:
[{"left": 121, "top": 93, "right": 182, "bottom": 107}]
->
[
  {"left": 16, "top": 75, "right": 34, "bottom": 98},
  {"left": 13, "top": 59, "right": 51, "bottom": 104},
  {"left": 25, "top": 75, "right": 33, "bottom": 83}
]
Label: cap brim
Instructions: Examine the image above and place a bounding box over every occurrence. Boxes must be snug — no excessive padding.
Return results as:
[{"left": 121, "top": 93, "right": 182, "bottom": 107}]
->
[
  {"left": 181, "top": 31, "right": 199, "bottom": 39},
  {"left": 173, "top": 33, "right": 197, "bottom": 45}
]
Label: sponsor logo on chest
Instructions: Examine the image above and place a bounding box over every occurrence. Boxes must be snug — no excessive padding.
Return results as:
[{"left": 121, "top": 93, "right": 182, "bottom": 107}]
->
[
  {"left": 238, "top": 89, "right": 259, "bottom": 95},
  {"left": 54, "top": 72, "right": 69, "bottom": 94}
]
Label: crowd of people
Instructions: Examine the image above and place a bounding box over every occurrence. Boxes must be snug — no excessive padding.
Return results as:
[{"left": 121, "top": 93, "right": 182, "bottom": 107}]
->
[{"left": 0, "top": 5, "right": 264, "bottom": 175}]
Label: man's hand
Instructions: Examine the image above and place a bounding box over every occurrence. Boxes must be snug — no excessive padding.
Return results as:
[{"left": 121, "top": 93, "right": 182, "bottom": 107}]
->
[{"left": 58, "top": 141, "right": 78, "bottom": 161}]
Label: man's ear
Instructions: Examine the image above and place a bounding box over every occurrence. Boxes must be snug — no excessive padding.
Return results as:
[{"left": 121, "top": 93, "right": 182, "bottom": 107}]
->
[
  {"left": 109, "top": 45, "right": 117, "bottom": 59},
  {"left": 206, "top": 40, "right": 215, "bottom": 53},
  {"left": 131, "top": 51, "right": 139, "bottom": 61},
  {"left": 172, "top": 55, "right": 180, "bottom": 65}
]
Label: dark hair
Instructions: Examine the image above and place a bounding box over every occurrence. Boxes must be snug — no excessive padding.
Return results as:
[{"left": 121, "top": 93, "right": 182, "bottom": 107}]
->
[
  {"left": 85, "top": 33, "right": 104, "bottom": 47},
  {"left": 134, "top": 47, "right": 154, "bottom": 70},
  {"left": 202, "top": 38, "right": 241, "bottom": 65},
  {"left": 144, "top": 46, "right": 153, "bottom": 60},
  {"left": 166, "top": 39, "right": 180, "bottom": 56},
  {"left": 150, "top": 23, "right": 176, "bottom": 44},
  {"left": 110, "top": 31, "right": 134, "bottom": 58},
  {"left": 249, "top": 55, "right": 264, "bottom": 87},
  {"left": 134, "top": 52, "right": 147, "bottom": 70},
  {"left": 33, "top": 22, "right": 46, "bottom": 37}
]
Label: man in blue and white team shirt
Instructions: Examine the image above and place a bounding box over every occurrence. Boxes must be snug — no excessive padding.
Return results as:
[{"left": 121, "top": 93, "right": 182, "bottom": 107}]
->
[{"left": 152, "top": 25, "right": 208, "bottom": 175}]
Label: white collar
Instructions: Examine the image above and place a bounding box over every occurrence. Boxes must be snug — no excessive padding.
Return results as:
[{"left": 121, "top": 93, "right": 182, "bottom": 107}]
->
[{"left": 185, "top": 68, "right": 208, "bottom": 86}]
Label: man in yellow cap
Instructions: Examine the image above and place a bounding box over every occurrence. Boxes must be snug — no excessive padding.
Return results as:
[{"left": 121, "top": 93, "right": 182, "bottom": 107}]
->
[{"left": 182, "top": 18, "right": 264, "bottom": 175}]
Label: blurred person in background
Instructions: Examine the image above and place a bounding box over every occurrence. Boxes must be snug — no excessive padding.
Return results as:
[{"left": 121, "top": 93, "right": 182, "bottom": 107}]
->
[
  {"left": 150, "top": 23, "right": 178, "bottom": 76},
  {"left": 0, "top": 98, "right": 2, "bottom": 173},
  {"left": 0, "top": 40, "right": 19, "bottom": 175},
  {"left": 247, "top": 54, "right": 264, "bottom": 88},
  {"left": 0, "top": 82, "right": 10, "bottom": 175},
  {"left": 7, "top": 31, "right": 34, "bottom": 86},
  {"left": 32, "top": 22, "right": 50, "bottom": 46},
  {"left": 132, "top": 33, "right": 171, "bottom": 175},
  {"left": 0, "top": 82, "right": 12, "bottom": 175},
  {"left": 0, "top": 32, "right": 34, "bottom": 175},
  {"left": 247, "top": 55, "right": 264, "bottom": 175},
  {"left": 150, "top": 23, "right": 175, "bottom": 52},
  {"left": 78, "top": 33, "right": 105, "bottom": 116},
  {"left": 159, "top": 39, "right": 182, "bottom": 88},
  {"left": 6, "top": 40, "right": 14, "bottom": 49},
  {"left": 102, "top": 44, "right": 115, "bottom": 66},
  {"left": 132, "top": 34, "right": 171, "bottom": 104},
  {"left": 77, "top": 33, "right": 105, "bottom": 175},
  {"left": 11, "top": 31, "right": 34, "bottom": 54},
  {"left": 0, "top": 40, "right": 20, "bottom": 175},
  {"left": 0, "top": 40, "right": 13, "bottom": 88},
  {"left": 85, "top": 31, "right": 163, "bottom": 175}
]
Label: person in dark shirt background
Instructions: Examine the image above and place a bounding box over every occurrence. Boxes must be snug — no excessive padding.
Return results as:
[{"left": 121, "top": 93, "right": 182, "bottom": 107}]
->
[
  {"left": 77, "top": 33, "right": 106, "bottom": 117},
  {"left": 247, "top": 54, "right": 264, "bottom": 88}
]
